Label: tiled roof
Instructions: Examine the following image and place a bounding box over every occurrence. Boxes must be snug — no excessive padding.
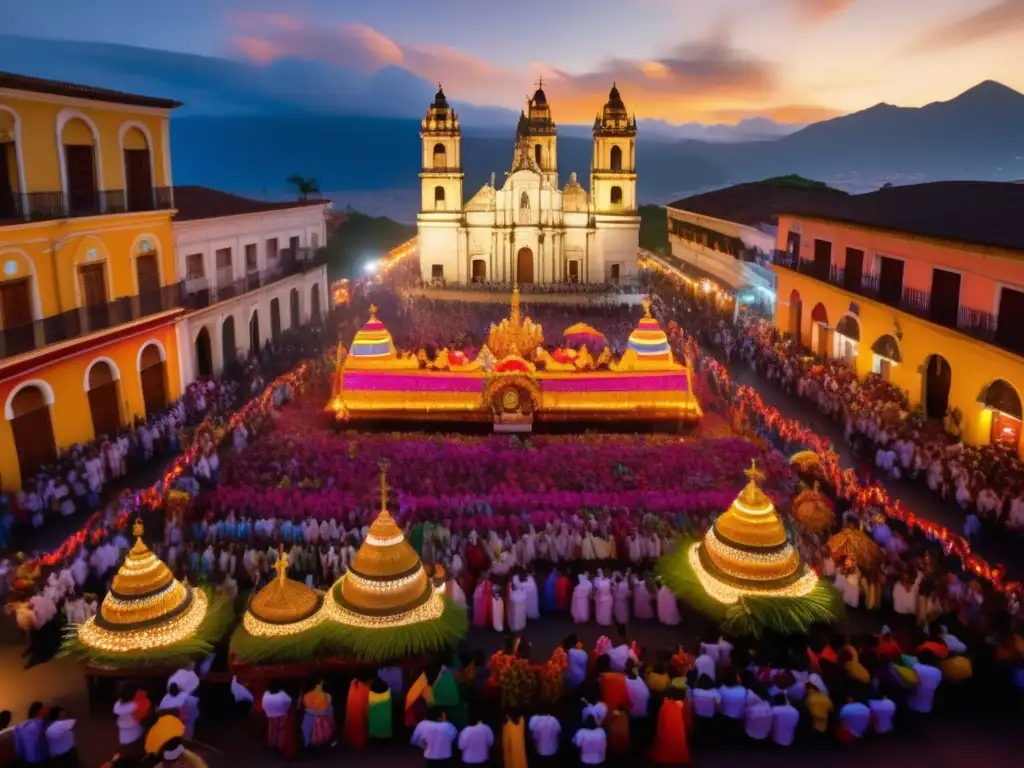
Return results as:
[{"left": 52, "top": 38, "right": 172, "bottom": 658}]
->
[
  {"left": 666, "top": 181, "right": 849, "bottom": 228},
  {"left": 0, "top": 71, "right": 183, "bottom": 109},
  {"left": 781, "top": 181, "right": 1024, "bottom": 253},
  {"left": 172, "top": 186, "right": 331, "bottom": 222}
]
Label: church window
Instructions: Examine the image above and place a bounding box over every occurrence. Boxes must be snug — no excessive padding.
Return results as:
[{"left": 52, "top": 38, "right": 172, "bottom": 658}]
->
[
  {"left": 520, "top": 191, "right": 530, "bottom": 210},
  {"left": 432, "top": 143, "right": 446, "bottom": 168},
  {"left": 610, "top": 186, "right": 623, "bottom": 205},
  {"left": 534, "top": 144, "right": 543, "bottom": 167},
  {"left": 431, "top": 264, "right": 444, "bottom": 280},
  {"left": 610, "top": 145, "right": 622, "bottom": 171},
  {"left": 434, "top": 185, "right": 446, "bottom": 210}
]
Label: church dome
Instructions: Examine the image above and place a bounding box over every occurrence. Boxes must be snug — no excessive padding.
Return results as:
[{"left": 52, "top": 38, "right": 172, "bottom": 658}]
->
[
  {"left": 98, "top": 520, "right": 193, "bottom": 630},
  {"left": 695, "top": 463, "right": 811, "bottom": 594},
  {"left": 595, "top": 83, "right": 636, "bottom": 136},
  {"left": 248, "top": 549, "right": 322, "bottom": 624},
  {"left": 332, "top": 463, "right": 434, "bottom": 617},
  {"left": 531, "top": 86, "right": 548, "bottom": 106},
  {"left": 562, "top": 172, "right": 588, "bottom": 212},
  {"left": 349, "top": 306, "right": 396, "bottom": 359},
  {"left": 626, "top": 299, "right": 672, "bottom": 360},
  {"left": 432, "top": 85, "right": 449, "bottom": 109}
]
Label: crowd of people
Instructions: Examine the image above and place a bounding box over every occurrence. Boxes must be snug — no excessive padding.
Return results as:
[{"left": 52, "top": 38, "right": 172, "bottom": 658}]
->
[{"left": 413, "top": 279, "right": 643, "bottom": 295}]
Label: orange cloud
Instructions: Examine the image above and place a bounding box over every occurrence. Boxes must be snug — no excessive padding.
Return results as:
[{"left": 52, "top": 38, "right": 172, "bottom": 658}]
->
[
  {"left": 909, "top": 0, "right": 1024, "bottom": 52},
  {"left": 791, "top": 0, "right": 858, "bottom": 22},
  {"left": 224, "top": 13, "right": 838, "bottom": 125}
]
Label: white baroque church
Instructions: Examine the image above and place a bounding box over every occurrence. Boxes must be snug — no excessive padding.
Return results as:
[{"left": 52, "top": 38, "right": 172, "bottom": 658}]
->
[{"left": 416, "top": 83, "right": 640, "bottom": 285}]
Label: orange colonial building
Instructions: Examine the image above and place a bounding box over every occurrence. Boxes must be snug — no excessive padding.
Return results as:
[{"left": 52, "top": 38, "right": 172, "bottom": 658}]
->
[
  {"left": 770, "top": 181, "right": 1024, "bottom": 455},
  {"left": 1, "top": 73, "right": 183, "bottom": 488}
]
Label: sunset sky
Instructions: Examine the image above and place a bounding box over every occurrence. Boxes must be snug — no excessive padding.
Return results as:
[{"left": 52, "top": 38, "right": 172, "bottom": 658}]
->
[{"left": 5, "top": 0, "right": 1024, "bottom": 124}]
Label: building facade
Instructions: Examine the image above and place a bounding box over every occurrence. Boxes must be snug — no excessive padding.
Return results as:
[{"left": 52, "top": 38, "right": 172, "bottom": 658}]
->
[
  {"left": 770, "top": 182, "right": 1024, "bottom": 455},
  {"left": 0, "top": 73, "right": 331, "bottom": 489},
  {"left": 1, "top": 73, "right": 184, "bottom": 488},
  {"left": 172, "top": 187, "right": 329, "bottom": 383},
  {"left": 417, "top": 85, "right": 640, "bottom": 285}
]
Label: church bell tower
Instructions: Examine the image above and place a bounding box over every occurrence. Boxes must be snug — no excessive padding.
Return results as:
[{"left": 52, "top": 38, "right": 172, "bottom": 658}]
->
[
  {"left": 419, "top": 85, "right": 463, "bottom": 213},
  {"left": 516, "top": 80, "right": 558, "bottom": 188},
  {"left": 591, "top": 84, "right": 637, "bottom": 213}
]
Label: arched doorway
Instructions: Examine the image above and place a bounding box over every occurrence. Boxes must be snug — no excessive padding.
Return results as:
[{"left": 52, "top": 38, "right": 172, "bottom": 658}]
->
[
  {"left": 195, "top": 327, "right": 213, "bottom": 378},
  {"left": 810, "top": 303, "right": 829, "bottom": 357},
  {"left": 871, "top": 334, "right": 901, "bottom": 382},
  {"left": 222, "top": 316, "right": 237, "bottom": 367},
  {"left": 924, "top": 355, "right": 952, "bottom": 419},
  {"left": 139, "top": 343, "right": 167, "bottom": 417},
  {"left": 981, "top": 379, "right": 1022, "bottom": 450},
  {"left": 249, "top": 310, "right": 261, "bottom": 353},
  {"left": 311, "top": 284, "right": 321, "bottom": 321},
  {"left": 472, "top": 259, "right": 486, "bottom": 283},
  {"left": 787, "top": 289, "right": 802, "bottom": 344},
  {"left": 516, "top": 247, "right": 534, "bottom": 284},
  {"left": 87, "top": 360, "right": 121, "bottom": 438},
  {"left": 834, "top": 313, "right": 860, "bottom": 364},
  {"left": 289, "top": 288, "right": 300, "bottom": 329},
  {"left": 9, "top": 384, "right": 57, "bottom": 479},
  {"left": 270, "top": 298, "right": 282, "bottom": 341},
  {"left": 122, "top": 126, "right": 153, "bottom": 212}
]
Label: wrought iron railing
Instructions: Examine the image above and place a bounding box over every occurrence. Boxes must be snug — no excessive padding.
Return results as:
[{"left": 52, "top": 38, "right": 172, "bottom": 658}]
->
[{"left": 0, "top": 187, "right": 174, "bottom": 224}]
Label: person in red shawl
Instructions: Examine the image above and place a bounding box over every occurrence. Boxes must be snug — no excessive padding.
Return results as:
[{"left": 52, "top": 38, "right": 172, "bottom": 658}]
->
[
  {"left": 539, "top": 645, "right": 568, "bottom": 705},
  {"left": 555, "top": 571, "right": 572, "bottom": 612},
  {"left": 649, "top": 688, "right": 691, "bottom": 764},
  {"left": 596, "top": 656, "right": 631, "bottom": 713},
  {"left": 343, "top": 677, "right": 370, "bottom": 750},
  {"left": 472, "top": 573, "right": 493, "bottom": 629}
]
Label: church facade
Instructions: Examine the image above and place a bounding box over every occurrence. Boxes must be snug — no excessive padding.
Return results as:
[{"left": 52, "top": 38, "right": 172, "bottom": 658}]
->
[{"left": 416, "top": 84, "right": 640, "bottom": 285}]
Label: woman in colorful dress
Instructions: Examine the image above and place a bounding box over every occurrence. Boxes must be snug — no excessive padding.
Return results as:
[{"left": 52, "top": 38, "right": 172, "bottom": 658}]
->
[{"left": 648, "top": 688, "right": 690, "bottom": 764}]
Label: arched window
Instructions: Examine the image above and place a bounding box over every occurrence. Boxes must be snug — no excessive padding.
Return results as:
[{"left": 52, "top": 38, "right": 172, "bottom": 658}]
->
[
  {"left": 610, "top": 186, "right": 623, "bottom": 205},
  {"left": 610, "top": 145, "right": 622, "bottom": 171},
  {"left": 434, "top": 185, "right": 446, "bottom": 211},
  {"left": 520, "top": 191, "right": 530, "bottom": 210},
  {"left": 534, "top": 144, "right": 543, "bottom": 167},
  {"left": 432, "top": 142, "right": 446, "bottom": 168}
]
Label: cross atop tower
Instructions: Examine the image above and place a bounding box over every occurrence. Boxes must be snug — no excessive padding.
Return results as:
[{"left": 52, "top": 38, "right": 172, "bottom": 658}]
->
[
  {"left": 378, "top": 459, "right": 391, "bottom": 511},
  {"left": 274, "top": 544, "right": 289, "bottom": 583},
  {"left": 744, "top": 459, "right": 765, "bottom": 486},
  {"left": 535, "top": 76, "right": 543, "bottom": 90}
]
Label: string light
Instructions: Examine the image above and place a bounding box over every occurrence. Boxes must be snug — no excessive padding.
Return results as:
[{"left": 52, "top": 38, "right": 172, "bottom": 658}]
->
[
  {"left": 364, "top": 533, "right": 406, "bottom": 547},
  {"left": 687, "top": 543, "right": 817, "bottom": 604},
  {"left": 78, "top": 590, "right": 209, "bottom": 653},
  {"left": 342, "top": 569, "right": 425, "bottom": 593}
]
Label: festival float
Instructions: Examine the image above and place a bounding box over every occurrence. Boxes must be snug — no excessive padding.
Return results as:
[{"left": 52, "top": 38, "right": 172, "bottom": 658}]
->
[
  {"left": 657, "top": 462, "right": 842, "bottom": 636},
  {"left": 231, "top": 462, "right": 467, "bottom": 666},
  {"left": 61, "top": 520, "right": 232, "bottom": 668},
  {"left": 328, "top": 289, "right": 702, "bottom": 432}
]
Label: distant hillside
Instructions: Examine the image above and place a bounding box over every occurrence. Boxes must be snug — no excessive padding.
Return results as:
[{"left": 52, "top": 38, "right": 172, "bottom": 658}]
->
[{"left": 323, "top": 211, "right": 415, "bottom": 281}]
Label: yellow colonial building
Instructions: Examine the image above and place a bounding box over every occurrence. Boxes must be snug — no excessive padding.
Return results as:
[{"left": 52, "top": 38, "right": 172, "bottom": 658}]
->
[
  {"left": 1, "top": 72, "right": 183, "bottom": 488},
  {"left": 769, "top": 181, "right": 1024, "bottom": 455}
]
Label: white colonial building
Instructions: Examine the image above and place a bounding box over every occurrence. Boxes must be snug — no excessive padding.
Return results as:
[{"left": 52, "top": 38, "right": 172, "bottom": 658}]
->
[
  {"left": 170, "top": 186, "right": 330, "bottom": 384},
  {"left": 417, "top": 84, "right": 640, "bottom": 285}
]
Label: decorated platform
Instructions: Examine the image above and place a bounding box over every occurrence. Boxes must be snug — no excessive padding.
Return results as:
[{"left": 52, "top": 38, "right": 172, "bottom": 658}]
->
[{"left": 328, "top": 290, "right": 702, "bottom": 431}]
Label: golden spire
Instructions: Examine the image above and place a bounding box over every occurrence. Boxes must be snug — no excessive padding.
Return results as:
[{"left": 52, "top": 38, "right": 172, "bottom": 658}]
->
[
  {"left": 378, "top": 459, "right": 391, "bottom": 512},
  {"left": 132, "top": 518, "right": 144, "bottom": 539},
  {"left": 739, "top": 460, "right": 769, "bottom": 508},
  {"left": 274, "top": 544, "right": 289, "bottom": 583},
  {"left": 368, "top": 304, "right": 379, "bottom": 321},
  {"left": 641, "top": 297, "right": 652, "bottom": 318}
]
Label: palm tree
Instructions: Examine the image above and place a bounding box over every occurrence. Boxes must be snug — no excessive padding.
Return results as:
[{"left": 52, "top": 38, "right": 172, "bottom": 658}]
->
[{"left": 286, "top": 175, "right": 321, "bottom": 201}]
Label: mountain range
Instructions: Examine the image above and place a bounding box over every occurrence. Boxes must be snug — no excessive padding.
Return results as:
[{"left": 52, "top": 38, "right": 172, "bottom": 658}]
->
[{"left": 2, "top": 35, "right": 1024, "bottom": 221}]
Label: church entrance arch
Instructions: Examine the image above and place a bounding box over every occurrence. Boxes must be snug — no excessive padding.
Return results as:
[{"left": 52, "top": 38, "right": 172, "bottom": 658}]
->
[
  {"left": 472, "top": 259, "right": 486, "bottom": 283},
  {"left": 516, "top": 247, "right": 534, "bottom": 284},
  {"left": 787, "top": 289, "right": 802, "bottom": 344},
  {"left": 923, "top": 354, "right": 952, "bottom": 419}
]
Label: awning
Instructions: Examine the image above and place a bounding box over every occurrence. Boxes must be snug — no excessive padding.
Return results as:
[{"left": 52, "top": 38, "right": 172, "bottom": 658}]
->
[
  {"left": 982, "top": 379, "right": 1023, "bottom": 420},
  {"left": 835, "top": 314, "right": 860, "bottom": 341}
]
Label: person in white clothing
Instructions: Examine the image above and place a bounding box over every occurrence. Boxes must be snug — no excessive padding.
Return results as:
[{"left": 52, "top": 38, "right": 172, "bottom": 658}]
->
[
  {"left": 838, "top": 698, "right": 871, "bottom": 739},
  {"left": 508, "top": 579, "right": 528, "bottom": 633},
  {"left": 410, "top": 711, "right": 458, "bottom": 764},
  {"left": 113, "top": 687, "right": 144, "bottom": 747},
  {"left": 907, "top": 652, "right": 943, "bottom": 713},
  {"left": 744, "top": 689, "right": 772, "bottom": 740},
  {"left": 624, "top": 665, "right": 650, "bottom": 718},
  {"left": 572, "top": 717, "right": 607, "bottom": 766},
  {"left": 159, "top": 682, "right": 200, "bottom": 739},
  {"left": 457, "top": 719, "right": 494, "bottom": 765},
  {"left": 44, "top": 707, "right": 77, "bottom": 765},
  {"left": 769, "top": 693, "right": 799, "bottom": 746},
  {"left": 593, "top": 571, "right": 613, "bottom": 626},
  {"left": 571, "top": 573, "right": 593, "bottom": 624},
  {"left": 691, "top": 675, "right": 721, "bottom": 720},
  {"left": 868, "top": 693, "right": 896, "bottom": 734},
  {"left": 528, "top": 712, "right": 562, "bottom": 760},
  {"left": 491, "top": 586, "right": 505, "bottom": 633},
  {"left": 581, "top": 700, "right": 608, "bottom": 727},
  {"left": 655, "top": 583, "right": 680, "bottom": 626}
]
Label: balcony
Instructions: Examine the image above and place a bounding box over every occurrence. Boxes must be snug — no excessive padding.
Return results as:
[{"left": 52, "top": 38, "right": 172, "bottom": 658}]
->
[
  {"left": 179, "top": 250, "right": 326, "bottom": 312},
  {"left": 0, "top": 187, "right": 174, "bottom": 224},
  {"left": 0, "top": 252, "right": 327, "bottom": 361},
  {"left": 420, "top": 167, "right": 462, "bottom": 174},
  {"left": 771, "top": 250, "right": 1024, "bottom": 357},
  {"left": 0, "top": 283, "right": 185, "bottom": 361}
]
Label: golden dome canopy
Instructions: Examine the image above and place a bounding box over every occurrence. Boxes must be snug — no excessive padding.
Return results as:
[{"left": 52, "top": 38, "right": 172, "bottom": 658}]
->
[
  {"left": 99, "top": 520, "right": 192, "bottom": 630},
  {"left": 487, "top": 287, "right": 544, "bottom": 361},
  {"left": 697, "top": 462, "right": 805, "bottom": 590},
  {"left": 249, "top": 547, "right": 322, "bottom": 624},
  {"left": 349, "top": 306, "right": 397, "bottom": 360},
  {"left": 334, "top": 462, "right": 432, "bottom": 615}
]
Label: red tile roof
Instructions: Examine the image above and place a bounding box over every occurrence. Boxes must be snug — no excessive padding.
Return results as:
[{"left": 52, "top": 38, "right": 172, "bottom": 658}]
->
[
  {"left": 0, "top": 71, "right": 183, "bottom": 110},
  {"left": 172, "top": 186, "right": 331, "bottom": 222},
  {"left": 666, "top": 181, "right": 850, "bottom": 228}
]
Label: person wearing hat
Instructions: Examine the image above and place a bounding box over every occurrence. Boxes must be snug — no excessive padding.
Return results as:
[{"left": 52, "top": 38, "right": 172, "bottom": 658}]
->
[{"left": 144, "top": 715, "right": 207, "bottom": 768}]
